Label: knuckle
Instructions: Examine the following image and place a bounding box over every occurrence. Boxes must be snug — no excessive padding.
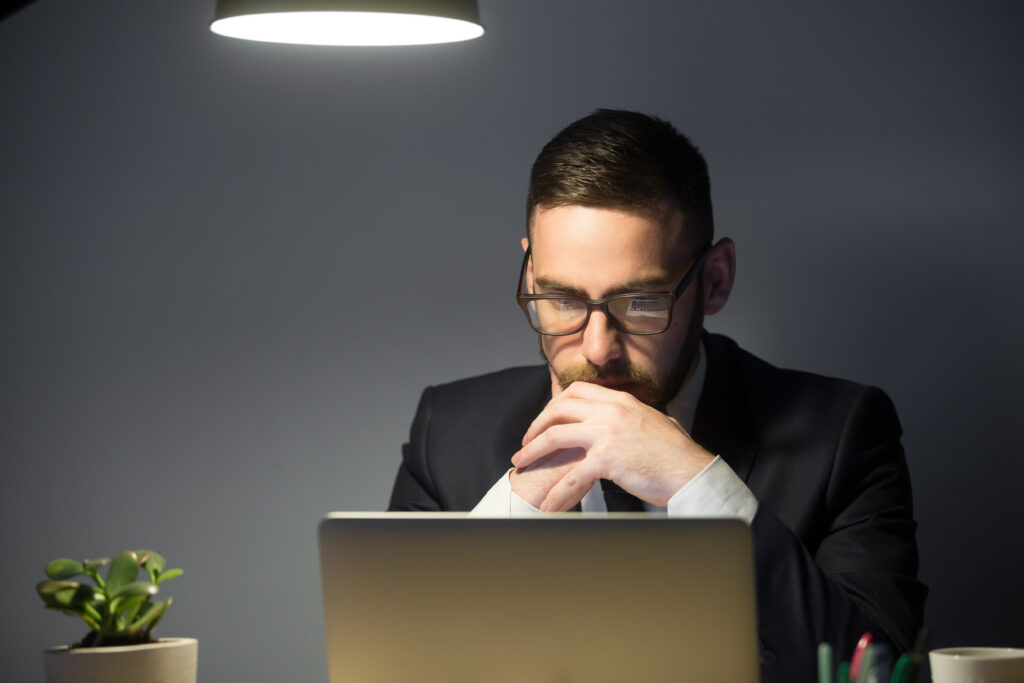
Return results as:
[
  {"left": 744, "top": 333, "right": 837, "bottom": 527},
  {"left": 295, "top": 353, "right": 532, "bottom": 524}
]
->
[
  {"left": 574, "top": 457, "right": 599, "bottom": 480},
  {"left": 542, "top": 424, "right": 565, "bottom": 444},
  {"left": 597, "top": 420, "right": 620, "bottom": 440},
  {"left": 608, "top": 403, "right": 629, "bottom": 421}
]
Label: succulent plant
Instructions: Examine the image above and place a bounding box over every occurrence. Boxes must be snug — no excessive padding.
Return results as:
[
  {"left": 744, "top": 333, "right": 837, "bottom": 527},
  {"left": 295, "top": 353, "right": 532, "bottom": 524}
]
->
[{"left": 36, "top": 549, "right": 182, "bottom": 647}]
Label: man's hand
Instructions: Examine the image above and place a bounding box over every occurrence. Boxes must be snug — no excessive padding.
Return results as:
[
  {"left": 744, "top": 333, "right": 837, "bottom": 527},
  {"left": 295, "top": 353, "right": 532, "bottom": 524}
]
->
[
  {"left": 509, "top": 381, "right": 715, "bottom": 512},
  {"left": 508, "top": 447, "right": 585, "bottom": 509}
]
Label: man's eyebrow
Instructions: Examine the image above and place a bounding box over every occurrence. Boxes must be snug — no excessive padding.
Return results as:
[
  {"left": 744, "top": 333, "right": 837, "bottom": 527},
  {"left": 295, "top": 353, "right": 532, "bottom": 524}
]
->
[{"left": 534, "top": 275, "right": 675, "bottom": 297}]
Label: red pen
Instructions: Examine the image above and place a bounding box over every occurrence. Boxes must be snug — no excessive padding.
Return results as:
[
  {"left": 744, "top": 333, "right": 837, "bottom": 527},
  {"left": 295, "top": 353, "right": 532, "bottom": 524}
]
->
[{"left": 850, "top": 633, "right": 874, "bottom": 680}]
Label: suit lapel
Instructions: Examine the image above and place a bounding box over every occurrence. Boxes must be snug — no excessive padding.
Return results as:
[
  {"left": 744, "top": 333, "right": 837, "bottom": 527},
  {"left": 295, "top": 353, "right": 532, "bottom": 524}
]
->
[
  {"left": 691, "top": 333, "right": 757, "bottom": 482},
  {"left": 484, "top": 368, "right": 551, "bottom": 488}
]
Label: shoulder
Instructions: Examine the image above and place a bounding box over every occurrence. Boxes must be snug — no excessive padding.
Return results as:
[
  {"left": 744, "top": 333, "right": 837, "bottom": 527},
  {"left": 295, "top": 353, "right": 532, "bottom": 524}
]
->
[
  {"left": 705, "top": 332, "right": 901, "bottom": 440},
  {"left": 703, "top": 334, "right": 909, "bottom": 547}
]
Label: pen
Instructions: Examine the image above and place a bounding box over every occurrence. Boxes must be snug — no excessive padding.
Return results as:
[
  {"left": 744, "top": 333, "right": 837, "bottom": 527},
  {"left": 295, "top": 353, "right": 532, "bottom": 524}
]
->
[
  {"left": 819, "top": 642, "right": 835, "bottom": 683},
  {"left": 837, "top": 661, "right": 852, "bottom": 683},
  {"left": 850, "top": 632, "right": 874, "bottom": 680},
  {"left": 855, "top": 644, "right": 874, "bottom": 683},
  {"left": 890, "top": 652, "right": 912, "bottom": 683},
  {"left": 871, "top": 643, "right": 893, "bottom": 682}
]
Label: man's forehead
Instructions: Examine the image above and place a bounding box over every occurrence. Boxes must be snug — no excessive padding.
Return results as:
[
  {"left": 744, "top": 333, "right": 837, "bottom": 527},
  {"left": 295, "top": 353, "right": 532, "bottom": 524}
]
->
[
  {"left": 528, "top": 205, "right": 695, "bottom": 297},
  {"left": 529, "top": 204, "right": 691, "bottom": 267}
]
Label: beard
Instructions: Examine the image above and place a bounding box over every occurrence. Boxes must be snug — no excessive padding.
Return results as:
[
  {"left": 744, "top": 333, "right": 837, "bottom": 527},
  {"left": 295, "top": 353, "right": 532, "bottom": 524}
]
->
[
  {"left": 541, "top": 342, "right": 692, "bottom": 412},
  {"left": 555, "top": 359, "right": 682, "bottom": 411}
]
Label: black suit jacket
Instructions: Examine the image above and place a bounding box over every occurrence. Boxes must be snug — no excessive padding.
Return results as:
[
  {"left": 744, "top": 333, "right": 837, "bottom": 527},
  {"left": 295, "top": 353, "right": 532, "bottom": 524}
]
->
[{"left": 389, "top": 333, "right": 927, "bottom": 681}]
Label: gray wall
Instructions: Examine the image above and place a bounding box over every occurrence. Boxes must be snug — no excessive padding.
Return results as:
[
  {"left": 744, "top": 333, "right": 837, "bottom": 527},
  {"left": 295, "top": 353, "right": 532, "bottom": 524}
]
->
[{"left": 3, "top": 1, "right": 1022, "bottom": 680}]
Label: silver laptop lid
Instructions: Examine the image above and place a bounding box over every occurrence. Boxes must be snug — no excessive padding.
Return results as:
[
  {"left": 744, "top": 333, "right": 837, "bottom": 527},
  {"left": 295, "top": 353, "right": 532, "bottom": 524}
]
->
[{"left": 319, "top": 513, "right": 759, "bottom": 683}]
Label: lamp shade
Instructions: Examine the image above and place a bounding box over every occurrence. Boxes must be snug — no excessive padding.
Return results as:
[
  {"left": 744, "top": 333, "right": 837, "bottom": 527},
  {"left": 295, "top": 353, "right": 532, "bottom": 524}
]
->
[{"left": 210, "top": 0, "right": 484, "bottom": 46}]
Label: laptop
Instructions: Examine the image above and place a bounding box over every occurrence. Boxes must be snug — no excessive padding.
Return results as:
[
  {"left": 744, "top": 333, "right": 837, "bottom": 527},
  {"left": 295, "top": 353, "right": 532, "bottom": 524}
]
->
[{"left": 318, "top": 512, "right": 759, "bottom": 683}]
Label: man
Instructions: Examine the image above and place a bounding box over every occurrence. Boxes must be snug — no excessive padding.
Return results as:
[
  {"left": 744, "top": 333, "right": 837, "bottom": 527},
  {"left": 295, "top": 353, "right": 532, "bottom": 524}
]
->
[{"left": 389, "top": 109, "right": 926, "bottom": 681}]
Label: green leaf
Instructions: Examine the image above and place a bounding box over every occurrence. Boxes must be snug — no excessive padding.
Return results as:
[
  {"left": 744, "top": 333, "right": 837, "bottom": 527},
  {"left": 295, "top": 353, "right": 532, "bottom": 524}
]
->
[
  {"left": 79, "top": 609, "right": 102, "bottom": 632},
  {"left": 105, "top": 551, "right": 140, "bottom": 596},
  {"left": 139, "top": 550, "right": 166, "bottom": 577},
  {"left": 112, "top": 581, "right": 157, "bottom": 600},
  {"left": 109, "top": 590, "right": 147, "bottom": 621},
  {"left": 114, "top": 593, "right": 148, "bottom": 623},
  {"left": 155, "top": 568, "right": 183, "bottom": 584},
  {"left": 37, "top": 580, "right": 79, "bottom": 607},
  {"left": 143, "top": 598, "right": 170, "bottom": 636},
  {"left": 38, "top": 581, "right": 100, "bottom": 611},
  {"left": 38, "top": 579, "right": 78, "bottom": 596},
  {"left": 83, "top": 558, "right": 110, "bottom": 573},
  {"left": 81, "top": 602, "right": 104, "bottom": 628},
  {"left": 45, "top": 559, "right": 84, "bottom": 580},
  {"left": 127, "top": 599, "right": 167, "bottom": 635},
  {"left": 54, "top": 584, "right": 100, "bottom": 609}
]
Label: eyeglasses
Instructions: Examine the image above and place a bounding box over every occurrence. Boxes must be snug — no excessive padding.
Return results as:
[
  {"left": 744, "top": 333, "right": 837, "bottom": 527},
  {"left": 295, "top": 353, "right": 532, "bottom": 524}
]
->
[{"left": 516, "top": 243, "right": 711, "bottom": 336}]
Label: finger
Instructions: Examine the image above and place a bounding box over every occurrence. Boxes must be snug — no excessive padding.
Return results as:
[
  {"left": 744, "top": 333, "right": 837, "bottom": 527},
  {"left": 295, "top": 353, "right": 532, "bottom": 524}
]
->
[
  {"left": 523, "top": 383, "right": 638, "bottom": 445},
  {"left": 515, "top": 447, "right": 585, "bottom": 474},
  {"left": 523, "top": 381, "right": 645, "bottom": 445},
  {"left": 522, "top": 397, "right": 603, "bottom": 446},
  {"left": 559, "top": 380, "right": 639, "bottom": 404},
  {"left": 512, "top": 422, "right": 598, "bottom": 469},
  {"left": 539, "top": 460, "right": 600, "bottom": 512},
  {"left": 510, "top": 448, "right": 585, "bottom": 508}
]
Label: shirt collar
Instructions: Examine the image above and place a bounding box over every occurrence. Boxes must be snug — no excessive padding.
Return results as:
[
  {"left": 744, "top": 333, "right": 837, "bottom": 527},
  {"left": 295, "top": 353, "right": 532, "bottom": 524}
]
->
[{"left": 665, "top": 338, "right": 706, "bottom": 433}]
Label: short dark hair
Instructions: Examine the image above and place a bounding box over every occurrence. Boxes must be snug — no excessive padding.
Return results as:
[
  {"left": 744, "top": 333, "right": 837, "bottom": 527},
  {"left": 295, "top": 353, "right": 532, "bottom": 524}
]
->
[{"left": 526, "top": 109, "right": 713, "bottom": 247}]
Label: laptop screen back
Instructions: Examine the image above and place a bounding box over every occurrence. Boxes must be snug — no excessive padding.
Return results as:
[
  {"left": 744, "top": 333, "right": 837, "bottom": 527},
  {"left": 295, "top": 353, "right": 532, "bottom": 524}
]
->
[{"left": 318, "top": 513, "right": 759, "bottom": 683}]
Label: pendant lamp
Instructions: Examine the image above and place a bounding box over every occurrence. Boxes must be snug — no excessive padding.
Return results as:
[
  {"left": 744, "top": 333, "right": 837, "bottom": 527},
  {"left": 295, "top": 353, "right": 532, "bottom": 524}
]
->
[{"left": 210, "top": 0, "right": 484, "bottom": 46}]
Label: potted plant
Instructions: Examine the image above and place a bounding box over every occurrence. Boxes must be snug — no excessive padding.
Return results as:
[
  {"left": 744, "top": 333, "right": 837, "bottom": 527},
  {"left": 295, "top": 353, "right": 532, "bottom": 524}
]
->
[{"left": 36, "top": 549, "right": 197, "bottom": 683}]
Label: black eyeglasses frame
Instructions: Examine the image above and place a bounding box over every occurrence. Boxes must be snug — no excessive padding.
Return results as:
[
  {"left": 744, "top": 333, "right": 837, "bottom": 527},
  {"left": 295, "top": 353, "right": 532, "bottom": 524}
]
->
[{"left": 515, "top": 242, "right": 712, "bottom": 336}]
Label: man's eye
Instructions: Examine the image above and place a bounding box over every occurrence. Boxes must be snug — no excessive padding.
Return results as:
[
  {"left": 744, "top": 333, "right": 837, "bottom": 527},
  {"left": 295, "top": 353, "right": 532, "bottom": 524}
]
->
[
  {"left": 625, "top": 296, "right": 670, "bottom": 318},
  {"left": 557, "top": 299, "right": 586, "bottom": 318},
  {"left": 561, "top": 296, "right": 585, "bottom": 311}
]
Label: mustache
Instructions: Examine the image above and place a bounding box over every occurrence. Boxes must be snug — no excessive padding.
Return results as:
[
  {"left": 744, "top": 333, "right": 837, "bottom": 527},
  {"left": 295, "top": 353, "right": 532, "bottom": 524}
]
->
[{"left": 556, "top": 361, "right": 664, "bottom": 393}]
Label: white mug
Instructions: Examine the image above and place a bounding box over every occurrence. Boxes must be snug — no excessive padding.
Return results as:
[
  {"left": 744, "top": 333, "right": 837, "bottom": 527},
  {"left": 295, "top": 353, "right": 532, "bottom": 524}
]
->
[{"left": 929, "top": 647, "right": 1024, "bottom": 683}]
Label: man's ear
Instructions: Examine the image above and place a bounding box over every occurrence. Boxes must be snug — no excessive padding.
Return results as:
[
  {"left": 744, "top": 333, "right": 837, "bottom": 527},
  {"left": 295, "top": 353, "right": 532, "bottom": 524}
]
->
[
  {"left": 521, "top": 237, "right": 529, "bottom": 252},
  {"left": 703, "top": 238, "right": 736, "bottom": 316}
]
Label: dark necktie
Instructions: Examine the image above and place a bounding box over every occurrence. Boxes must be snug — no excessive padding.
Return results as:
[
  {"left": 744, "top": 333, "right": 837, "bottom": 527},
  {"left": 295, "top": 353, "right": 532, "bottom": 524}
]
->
[{"left": 600, "top": 479, "right": 645, "bottom": 511}]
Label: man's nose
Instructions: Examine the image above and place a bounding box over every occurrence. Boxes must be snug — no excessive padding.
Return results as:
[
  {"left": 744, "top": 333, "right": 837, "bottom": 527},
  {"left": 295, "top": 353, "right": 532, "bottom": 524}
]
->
[{"left": 580, "top": 309, "right": 622, "bottom": 367}]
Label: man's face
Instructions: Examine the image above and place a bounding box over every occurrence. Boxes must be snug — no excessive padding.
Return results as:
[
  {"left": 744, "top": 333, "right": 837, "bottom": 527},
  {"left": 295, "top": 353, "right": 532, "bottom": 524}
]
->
[{"left": 526, "top": 204, "right": 705, "bottom": 410}]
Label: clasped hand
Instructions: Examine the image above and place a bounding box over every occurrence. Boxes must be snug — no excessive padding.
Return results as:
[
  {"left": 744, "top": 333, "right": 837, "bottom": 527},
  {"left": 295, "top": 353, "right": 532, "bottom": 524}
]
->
[{"left": 509, "top": 381, "right": 715, "bottom": 512}]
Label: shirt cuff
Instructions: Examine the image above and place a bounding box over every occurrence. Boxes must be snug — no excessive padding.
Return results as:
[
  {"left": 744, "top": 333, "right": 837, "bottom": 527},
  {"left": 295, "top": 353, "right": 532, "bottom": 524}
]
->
[
  {"left": 469, "top": 469, "right": 542, "bottom": 517},
  {"left": 667, "top": 456, "right": 759, "bottom": 523}
]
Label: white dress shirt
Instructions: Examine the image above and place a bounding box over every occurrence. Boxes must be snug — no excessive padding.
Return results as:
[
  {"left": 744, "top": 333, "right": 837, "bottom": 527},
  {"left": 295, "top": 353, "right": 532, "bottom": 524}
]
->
[{"left": 470, "top": 342, "right": 759, "bottom": 522}]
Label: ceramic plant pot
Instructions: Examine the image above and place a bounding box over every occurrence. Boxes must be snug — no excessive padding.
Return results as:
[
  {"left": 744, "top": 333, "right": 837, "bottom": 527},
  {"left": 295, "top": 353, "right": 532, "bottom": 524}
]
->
[{"left": 44, "top": 637, "right": 197, "bottom": 683}]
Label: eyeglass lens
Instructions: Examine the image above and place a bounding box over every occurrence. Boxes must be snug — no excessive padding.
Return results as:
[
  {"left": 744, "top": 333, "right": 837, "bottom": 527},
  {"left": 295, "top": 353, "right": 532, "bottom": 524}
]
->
[{"left": 525, "top": 295, "right": 672, "bottom": 334}]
